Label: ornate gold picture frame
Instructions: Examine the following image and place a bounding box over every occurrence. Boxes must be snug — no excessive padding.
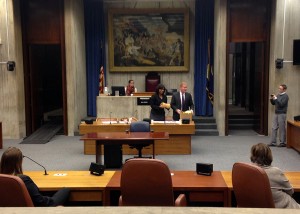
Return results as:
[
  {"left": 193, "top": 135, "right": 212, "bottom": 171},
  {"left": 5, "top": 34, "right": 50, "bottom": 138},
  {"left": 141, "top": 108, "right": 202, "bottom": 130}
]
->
[{"left": 108, "top": 8, "right": 189, "bottom": 72}]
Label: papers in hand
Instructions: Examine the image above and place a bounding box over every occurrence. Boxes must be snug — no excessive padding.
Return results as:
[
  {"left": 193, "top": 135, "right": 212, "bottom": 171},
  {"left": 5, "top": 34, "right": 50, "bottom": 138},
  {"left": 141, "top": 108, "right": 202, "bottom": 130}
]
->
[{"left": 160, "top": 102, "right": 171, "bottom": 109}]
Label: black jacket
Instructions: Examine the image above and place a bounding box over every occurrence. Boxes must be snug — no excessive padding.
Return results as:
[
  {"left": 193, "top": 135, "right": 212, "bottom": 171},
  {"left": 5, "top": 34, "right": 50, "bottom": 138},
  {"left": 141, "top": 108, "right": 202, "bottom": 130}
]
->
[
  {"left": 171, "top": 92, "right": 194, "bottom": 120},
  {"left": 19, "top": 174, "right": 54, "bottom": 206}
]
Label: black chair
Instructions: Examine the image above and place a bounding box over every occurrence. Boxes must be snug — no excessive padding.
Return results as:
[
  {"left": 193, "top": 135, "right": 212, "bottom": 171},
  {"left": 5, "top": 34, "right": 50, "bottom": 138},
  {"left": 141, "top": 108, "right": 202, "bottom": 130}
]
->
[
  {"left": 166, "top": 89, "right": 177, "bottom": 95},
  {"left": 145, "top": 72, "right": 160, "bottom": 92},
  {"left": 129, "top": 121, "right": 151, "bottom": 158}
]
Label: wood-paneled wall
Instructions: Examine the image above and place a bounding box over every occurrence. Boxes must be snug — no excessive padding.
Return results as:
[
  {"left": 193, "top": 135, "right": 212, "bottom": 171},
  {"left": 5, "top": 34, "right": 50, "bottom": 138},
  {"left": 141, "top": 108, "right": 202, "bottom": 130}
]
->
[
  {"left": 23, "top": 0, "right": 62, "bottom": 44},
  {"left": 229, "top": 0, "right": 270, "bottom": 42}
]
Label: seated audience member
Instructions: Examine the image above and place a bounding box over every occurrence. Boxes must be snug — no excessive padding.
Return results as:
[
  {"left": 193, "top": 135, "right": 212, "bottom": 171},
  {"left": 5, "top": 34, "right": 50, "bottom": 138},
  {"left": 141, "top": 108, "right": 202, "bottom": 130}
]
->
[
  {"left": 0, "top": 147, "right": 70, "bottom": 207},
  {"left": 150, "top": 84, "right": 170, "bottom": 121},
  {"left": 125, "top": 80, "right": 137, "bottom": 96},
  {"left": 250, "top": 143, "right": 300, "bottom": 209}
]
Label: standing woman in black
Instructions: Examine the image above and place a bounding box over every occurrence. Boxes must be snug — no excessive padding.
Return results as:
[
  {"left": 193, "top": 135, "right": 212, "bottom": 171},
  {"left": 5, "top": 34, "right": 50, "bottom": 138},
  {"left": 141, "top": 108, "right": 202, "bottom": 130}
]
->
[{"left": 150, "top": 84, "right": 169, "bottom": 121}]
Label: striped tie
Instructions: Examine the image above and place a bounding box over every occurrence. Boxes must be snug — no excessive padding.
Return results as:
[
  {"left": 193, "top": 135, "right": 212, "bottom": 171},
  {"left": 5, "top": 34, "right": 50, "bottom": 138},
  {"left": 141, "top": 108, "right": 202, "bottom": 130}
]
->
[{"left": 181, "top": 93, "right": 185, "bottom": 110}]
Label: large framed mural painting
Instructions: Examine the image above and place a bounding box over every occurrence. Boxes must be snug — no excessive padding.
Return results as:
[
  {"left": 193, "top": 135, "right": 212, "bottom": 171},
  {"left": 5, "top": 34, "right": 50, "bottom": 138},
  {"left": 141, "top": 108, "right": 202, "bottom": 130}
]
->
[{"left": 108, "top": 8, "right": 189, "bottom": 72}]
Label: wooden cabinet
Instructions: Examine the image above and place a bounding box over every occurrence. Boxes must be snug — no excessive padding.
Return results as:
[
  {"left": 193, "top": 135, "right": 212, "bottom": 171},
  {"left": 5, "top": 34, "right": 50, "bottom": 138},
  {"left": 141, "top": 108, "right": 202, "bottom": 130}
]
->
[{"left": 287, "top": 120, "right": 300, "bottom": 152}]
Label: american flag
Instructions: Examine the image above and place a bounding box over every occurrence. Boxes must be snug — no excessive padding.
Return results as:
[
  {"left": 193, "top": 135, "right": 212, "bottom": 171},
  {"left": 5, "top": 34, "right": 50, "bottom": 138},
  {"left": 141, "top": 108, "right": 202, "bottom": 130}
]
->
[
  {"left": 99, "top": 66, "right": 104, "bottom": 95},
  {"left": 206, "top": 39, "right": 214, "bottom": 105}
]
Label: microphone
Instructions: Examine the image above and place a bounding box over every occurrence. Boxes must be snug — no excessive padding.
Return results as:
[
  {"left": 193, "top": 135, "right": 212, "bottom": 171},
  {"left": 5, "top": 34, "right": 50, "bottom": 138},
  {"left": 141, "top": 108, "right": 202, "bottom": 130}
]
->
[
  {"left": 110, "top": 112, "right": 112, "bottom": 124},
  {"left": 23, "top": 155, "right": 48, "bottom": 175}
]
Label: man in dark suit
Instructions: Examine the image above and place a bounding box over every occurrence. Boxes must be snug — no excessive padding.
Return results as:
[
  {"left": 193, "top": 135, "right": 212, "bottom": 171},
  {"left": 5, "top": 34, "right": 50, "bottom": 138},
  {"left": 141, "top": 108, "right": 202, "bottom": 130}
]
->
[{"left": 171, "top": 82, "right": 194, "bottom": 121}]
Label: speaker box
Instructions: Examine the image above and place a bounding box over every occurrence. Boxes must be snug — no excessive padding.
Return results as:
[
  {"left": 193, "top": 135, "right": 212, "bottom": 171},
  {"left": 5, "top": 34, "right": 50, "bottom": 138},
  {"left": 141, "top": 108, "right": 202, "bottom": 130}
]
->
[
  {"left": 89, "top": 162, "right": 105, "bottom": 176},
  {"left": 84, "top": 118, "right": 95, "bottom": 124},
  {"left": 143, "top": 118, "right": 151, "bottom": 124},
  {"left": 182, "top": 118, "right": 190, "bottom": 124},
  {"left": 294, "top": 115, "right": 300, "bottom": 122},
  {"left": 7, "top": 61, "right": 15, "bottom": 71},
  {"left": 275, "top": 58, "right": 284, "bottom": 69},
  {"left": 196, "top": 163, "right": 213, "bottom": 176}
]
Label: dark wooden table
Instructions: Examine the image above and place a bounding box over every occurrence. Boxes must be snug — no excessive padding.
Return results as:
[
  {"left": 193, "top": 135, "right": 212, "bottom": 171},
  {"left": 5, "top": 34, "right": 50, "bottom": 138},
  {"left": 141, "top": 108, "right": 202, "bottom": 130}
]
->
[
  {"left": 81, "top": 132, "right": 169, "bottom": 167},
  {"left": 287, "top": 120, "right": 300, "bottom": 152},
  {"left": 104, "top": 170, "right": 228, "bottom": 207}
]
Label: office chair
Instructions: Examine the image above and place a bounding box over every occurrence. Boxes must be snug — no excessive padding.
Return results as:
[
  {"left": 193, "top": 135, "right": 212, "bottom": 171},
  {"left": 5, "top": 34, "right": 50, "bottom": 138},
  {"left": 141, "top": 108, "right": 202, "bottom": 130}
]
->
[
  {"left": 119, "top": 158, "right": 186, "bottom": 206},
  {"left": 0, "top": 174, "right": 34, "bottom": 207},
  {"left": 145, "top": 72, "right": 160, "bottom": 92},
  {"left": 129, "top": 121, "right": 151, "bottom": 158},
  {"left": 232, "top": 162, "right": 275, "bottom": 208}
]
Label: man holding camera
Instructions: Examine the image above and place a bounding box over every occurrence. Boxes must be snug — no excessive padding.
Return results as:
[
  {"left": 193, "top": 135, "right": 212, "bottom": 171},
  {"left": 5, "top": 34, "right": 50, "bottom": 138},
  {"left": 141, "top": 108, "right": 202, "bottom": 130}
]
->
[{"left": 268, "top": 84, "right": 289, "bottom": 147}]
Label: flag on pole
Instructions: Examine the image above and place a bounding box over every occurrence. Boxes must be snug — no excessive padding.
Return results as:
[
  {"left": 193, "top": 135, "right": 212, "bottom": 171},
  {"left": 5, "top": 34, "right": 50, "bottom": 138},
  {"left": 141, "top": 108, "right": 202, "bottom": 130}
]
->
[
  {"left": 99, "top": 66, "right": 104, "bottom": 95},
  {"left": 206, "top": 39, "right": 214, "bottom": 105}
]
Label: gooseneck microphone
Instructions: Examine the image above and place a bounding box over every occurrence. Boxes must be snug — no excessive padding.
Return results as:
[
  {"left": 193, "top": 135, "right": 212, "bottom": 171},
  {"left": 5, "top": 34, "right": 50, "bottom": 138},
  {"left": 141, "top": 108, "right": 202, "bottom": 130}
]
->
[
  {"left": 23, "top": 155, "right": 48, "bottom": 175},
  {"left": 109, "top": 112, "right": 112, "bottom": 124}
]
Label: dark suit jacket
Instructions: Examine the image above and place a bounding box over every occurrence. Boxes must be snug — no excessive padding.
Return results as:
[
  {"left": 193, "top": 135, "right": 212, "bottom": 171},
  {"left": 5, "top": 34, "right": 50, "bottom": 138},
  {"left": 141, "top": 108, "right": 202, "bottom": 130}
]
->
[{"left": 171, "top": 92, "right": 194, "bottom": 120}]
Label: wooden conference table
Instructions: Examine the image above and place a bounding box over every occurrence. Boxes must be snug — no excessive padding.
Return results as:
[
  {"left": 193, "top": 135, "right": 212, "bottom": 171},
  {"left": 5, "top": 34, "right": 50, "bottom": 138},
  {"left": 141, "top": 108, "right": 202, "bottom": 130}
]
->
[
  {"left": 79, "top": 121, "right": 195, "bottom": 155},
  {"left": 25, "top": 171, "right": 115, "bottom": 203},
  {"left": 80, "top": 132, "right": 169, "bottom": 167},
  {"left": 104, "top": 171, "right": 229, "bottom": 206},
  {"left": 25, "top": 170, "right": 300, "bottom": 206}
]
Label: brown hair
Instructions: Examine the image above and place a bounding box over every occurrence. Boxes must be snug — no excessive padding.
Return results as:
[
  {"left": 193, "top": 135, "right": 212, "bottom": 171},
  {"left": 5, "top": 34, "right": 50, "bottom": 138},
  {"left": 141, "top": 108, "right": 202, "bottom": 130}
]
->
[
  {"left": 250, "top": 143, "right": 273, "bottom": 166},
  {"left": 0, "top": 147, "right": 23, "bottom": 175},
  {"left": 280, "top": 84, "right": 287, "bottom": 90},
  {"left": 155, "top": 84, "right": 166, "bottom": 94}
]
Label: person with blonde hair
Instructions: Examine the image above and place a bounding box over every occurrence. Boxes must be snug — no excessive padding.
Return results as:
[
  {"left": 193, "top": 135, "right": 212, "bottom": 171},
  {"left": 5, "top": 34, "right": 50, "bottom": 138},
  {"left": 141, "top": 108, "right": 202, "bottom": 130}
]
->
[
  {"left": 170, "top": 82, "right": 194, "bottom": 121},
  {"left": 250, "top": 143, "right": 300, "bottom": 208},
  {"left": 0, "top": 147, "right": 70, "bottom": 206}
]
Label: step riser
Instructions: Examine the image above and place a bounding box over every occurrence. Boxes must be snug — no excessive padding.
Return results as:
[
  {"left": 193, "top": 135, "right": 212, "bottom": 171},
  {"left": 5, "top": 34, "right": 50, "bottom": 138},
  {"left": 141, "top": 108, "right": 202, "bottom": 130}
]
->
[
  {"left": 228, "top": 115, "right": 254, "bottom": 119},
  {"left": 193, "top": 116, "right": 218, "bottom": 136},
  {"left": 195, "top": 130, "right": 219, "bottom": 136},
  {"left": 193, "top": 118, "right": 216, "bottom": 123},
  {"left": 229, "top": 125, "right": 254, "bottom": 130},
  {"left": 195, "top": 124, "right": 217, "bottom": 129},
  {"left": 228, "top": 119, "right": 256, "bottom": 124}
]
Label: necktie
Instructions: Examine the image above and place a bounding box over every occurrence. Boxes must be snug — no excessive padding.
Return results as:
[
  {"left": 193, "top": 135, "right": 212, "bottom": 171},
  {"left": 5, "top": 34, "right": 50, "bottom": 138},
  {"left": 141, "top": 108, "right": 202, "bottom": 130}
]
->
[{"left": 181, "top": 93, "right": 185, "bottom": 110}]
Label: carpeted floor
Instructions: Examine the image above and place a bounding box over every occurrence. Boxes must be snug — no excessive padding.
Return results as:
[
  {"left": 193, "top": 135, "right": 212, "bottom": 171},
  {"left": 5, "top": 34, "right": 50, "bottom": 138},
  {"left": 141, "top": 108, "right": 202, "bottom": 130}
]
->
[{"left": 1, "top": 132, "right": 300, "bottom": 172}]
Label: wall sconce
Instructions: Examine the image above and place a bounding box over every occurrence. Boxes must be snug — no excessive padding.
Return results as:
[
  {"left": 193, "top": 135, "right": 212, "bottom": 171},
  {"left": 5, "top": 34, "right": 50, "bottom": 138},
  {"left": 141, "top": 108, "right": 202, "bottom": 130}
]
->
[{"left": 0, "top": 61, "right": 15, "bottom": 71}]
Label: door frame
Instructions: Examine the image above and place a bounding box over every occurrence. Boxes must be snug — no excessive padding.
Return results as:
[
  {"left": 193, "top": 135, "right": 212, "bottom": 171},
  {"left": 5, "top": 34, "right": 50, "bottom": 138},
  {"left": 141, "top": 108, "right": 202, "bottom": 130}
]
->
[
  {"left": 225, "top": 0, "right": 271, "bottom": 136},
  {"left": 21, "top": 0, "right": 67, "bottom": 136}
]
